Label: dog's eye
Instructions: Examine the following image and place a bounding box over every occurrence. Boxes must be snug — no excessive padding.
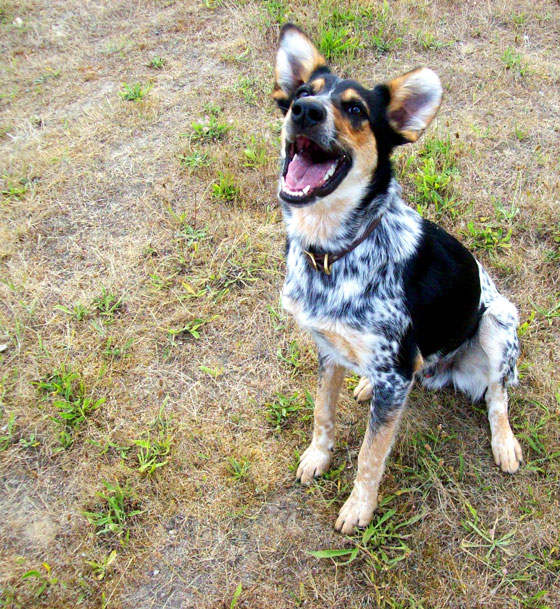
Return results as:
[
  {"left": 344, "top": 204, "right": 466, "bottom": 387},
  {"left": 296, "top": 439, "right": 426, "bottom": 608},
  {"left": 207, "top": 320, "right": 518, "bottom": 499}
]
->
[
  {"left": 346, "top": 104, "right": 365, "bottom": 118},
  {"left": 295, "top": 88, "right": 310, "bottom": 99}
]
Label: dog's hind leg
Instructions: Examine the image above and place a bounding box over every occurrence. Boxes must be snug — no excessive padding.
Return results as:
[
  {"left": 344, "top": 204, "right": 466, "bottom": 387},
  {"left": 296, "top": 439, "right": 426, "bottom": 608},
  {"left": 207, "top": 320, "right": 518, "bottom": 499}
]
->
[
  {"left": 296, "top": 358, "right": 345, "bottom": 485},
  {"left": 335, "top": 373, "right": 412, "bottom": 534},
  {"left": 478, "top": 298, "right": 523, "bottom": 473}
]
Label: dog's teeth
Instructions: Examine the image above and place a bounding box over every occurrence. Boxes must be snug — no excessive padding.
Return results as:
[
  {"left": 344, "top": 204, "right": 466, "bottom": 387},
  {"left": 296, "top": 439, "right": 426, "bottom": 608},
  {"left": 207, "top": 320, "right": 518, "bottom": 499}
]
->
[
  {"left": 322, "top": 164, "right": 335, "bottom": 183},
  {"left": 303, "top": 185, "right": 311, "bottom": 194}
]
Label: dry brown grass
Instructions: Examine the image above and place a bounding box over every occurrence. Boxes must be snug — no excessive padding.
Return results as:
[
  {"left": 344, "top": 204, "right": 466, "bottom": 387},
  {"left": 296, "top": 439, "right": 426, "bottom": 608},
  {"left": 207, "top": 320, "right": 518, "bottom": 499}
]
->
[{"left": 1, "top": 0, "right": 559, "bottom": 607}]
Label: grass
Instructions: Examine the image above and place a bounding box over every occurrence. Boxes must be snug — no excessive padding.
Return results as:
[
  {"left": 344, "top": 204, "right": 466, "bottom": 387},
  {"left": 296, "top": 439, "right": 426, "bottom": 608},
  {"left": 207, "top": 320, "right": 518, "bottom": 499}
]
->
[
  {"left": 133, "top": 403, "right": 172, "bottom": 474},
  {"left": 83, "top": 480, "right": 142, "bottom": 539},
  {"left": 212, "top": 170, "right": 240, "bottom": 202},
  {"left": 501, "top": 47, "right": 527, "bottom": 77},
  {"left": 226, "top": 456, "right": 250, "bottom": 481},
  {"left": 36, "top": 366, "right": 105, "bottom": 449},
  {"left": 1, "top": 176, "right": 29, "bottom": 201},
  {"left": 189, "top": 112, "right": 231, "bottom": 143},
  {"left": 1, "top": 0, "right": 559, "bottom": 608},
  {"left": 178, "top": 149, "right": 211, "bottom": 168},
  {"left": 243, "top": 135, "right": 270, "bottom": 168},
  {"left": 148, "top": 56, "right": 164, "bottom": 69},
  {"left": 401, "top": 135, "right": 461, "bottom": 218},
  {"left": 91, "top": 288, "right": 124, "bottom": 319},
  {"left": 264, "top": 390, "right": 313, "bottom": 429},
  {"left": 119, "top": 82, "right": 152, "bottom": 101},
  {"left": 309, "top": 494, "right": 425, "bottom": 569}
]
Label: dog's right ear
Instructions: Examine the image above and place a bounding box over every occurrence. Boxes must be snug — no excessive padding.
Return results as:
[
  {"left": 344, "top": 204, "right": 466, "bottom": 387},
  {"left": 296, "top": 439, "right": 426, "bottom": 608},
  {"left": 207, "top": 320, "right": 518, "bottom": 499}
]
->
[{"left": 273, "top": 24, "right": 327, "bottom": 115}]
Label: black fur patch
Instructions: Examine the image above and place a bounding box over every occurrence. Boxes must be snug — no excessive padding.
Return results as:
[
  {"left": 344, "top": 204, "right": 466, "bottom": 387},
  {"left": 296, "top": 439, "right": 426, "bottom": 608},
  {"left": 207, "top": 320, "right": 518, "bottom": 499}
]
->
[{"left": 402, "top": 219, "right": 482, "bottom": 357}]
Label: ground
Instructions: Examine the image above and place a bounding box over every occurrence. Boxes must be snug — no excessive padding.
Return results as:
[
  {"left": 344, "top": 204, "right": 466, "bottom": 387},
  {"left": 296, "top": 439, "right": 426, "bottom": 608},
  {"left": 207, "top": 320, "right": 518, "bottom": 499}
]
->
[{"left": 1, "top": 1, "right": 559, "bottom": 608}]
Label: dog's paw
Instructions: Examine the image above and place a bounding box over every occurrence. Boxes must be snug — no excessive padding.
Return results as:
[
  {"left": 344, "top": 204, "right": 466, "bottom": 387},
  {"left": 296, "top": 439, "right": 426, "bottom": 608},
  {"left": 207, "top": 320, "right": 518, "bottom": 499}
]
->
[
  {"left": 492, "top": 432, "right": 523, "bottom": 474},
  {"left": 353, "top": 377, "right": 373, "bottom": 402},
  {"left": 334, "top": 488, "right": 377, "bottom": 535},
  {"left": 296, "top": 444, "right": 332, "bottom": 486}
]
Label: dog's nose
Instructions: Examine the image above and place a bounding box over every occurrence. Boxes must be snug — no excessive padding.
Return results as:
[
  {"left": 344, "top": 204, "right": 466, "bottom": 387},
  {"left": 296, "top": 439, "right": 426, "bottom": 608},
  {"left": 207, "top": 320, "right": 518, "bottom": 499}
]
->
[{"left": 291, "top": 99, "right": 326, "bottom": 128}]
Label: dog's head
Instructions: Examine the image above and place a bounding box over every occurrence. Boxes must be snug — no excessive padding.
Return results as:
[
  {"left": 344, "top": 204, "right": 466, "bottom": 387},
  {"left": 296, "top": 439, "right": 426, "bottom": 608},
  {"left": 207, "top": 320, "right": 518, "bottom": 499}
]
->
[{"left": 273, "top": 24, "right": 443, "bottom": 208}]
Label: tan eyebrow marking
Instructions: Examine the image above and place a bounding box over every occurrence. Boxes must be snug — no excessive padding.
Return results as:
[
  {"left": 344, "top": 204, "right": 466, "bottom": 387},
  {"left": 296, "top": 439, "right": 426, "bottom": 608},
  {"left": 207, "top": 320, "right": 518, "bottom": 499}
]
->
[
  {"left": 340, "top": 88, "right": 370, "bottom": 116},
  {"left": 311, "top": 77, "right": 326, "bottom": 93}
]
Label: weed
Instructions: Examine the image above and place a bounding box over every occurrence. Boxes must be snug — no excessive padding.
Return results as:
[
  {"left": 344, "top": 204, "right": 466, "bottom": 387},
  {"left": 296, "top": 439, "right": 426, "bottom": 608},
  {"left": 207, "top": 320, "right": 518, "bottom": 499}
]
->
[
  {"left": 543, "top": 249, "right": 559, "bottom": 263},
  {"left": 179, "top": 150, "right": 211, "bottom": 168},
  {"left": 501, "top": 48, "right": 527, "bottom": 77},
  {"left": 54, "top": 303, "right": 89, "bottom": 321},
  {"left": 21, "top": 563, "right": 58, "bottom": 598},
  {"left": 318, "top": 26, "right": 360, "bottom": 61},
  {"left": 89, "top": 437, "right": 131, "bottom": 459},
  {"left": 514, "top": 126, "right": 528, "bottom": 141},
  {"left": 85, "top": 549, "right": 117, "bottom": 581},
  {"left": 230, "top": 583, "right": 243, "bottom": 609},
  {"left": 512, "top": 591, "right": 551, "bottom": 609},
  {"left": 203, "top": 102, "right": 222, "bottom": 116},
  {"left": 33, "top": 68, "right": 61, "bottom": 84},
  {"left": 165, "top": 205, "right": 209, "bottom": 246},
  {"left": 460, "top": 502, "right": 515, "bottom": 560},
  {"left": 189, "top": 116, "right": 230, "bottom": 143},
  {"left": 243, "top": 136, "right": 269, "bottom": 168},
  {"left": 119, "top": 82, "right": 152, "bottom": 101},
  {"left": 262, "top": 0, "right": 287, "bottom": 25},
  {"left": 518, "top": 310, "right": 536, "bottom": 337},
  {"left": 19, "top": 433, "right": 39, "bottom": 448},
  {"left": 515, "top": 400, "right": 560, "bottom": 472},
  {"left": 405, "top": 135, "right": 461, "bottom": 218},
  {"left": 366, "top": 1, "right": 402, "bottom": 55},
  {"left": 277, "top": 339, "right": 302, "bottom": 372},
  {"left": 417, "top": 31, "right": 445, "bottom": 50},
  {"left": 102, "top": 337, "right": 134, "bottom": 359},
  {"left": 265, "top": 391, "right": 312, "bottom": 429},
  {"left": 2, "top": 175, "right": 31, "bottom": 200},
  {"left": 133, "top": 402, "right": 172, "bottom": 474},
  {"left": 532, "top": 296, "right": 560, "bottom": 324},
  {"left": 178, "top": 224, "right": 209, "bottom": 248},
  {"left": 36, "top": 366, "right": 105, "bottom": 449},
  {"left": 149, "top": 56, "right": 164, "bottom": 69},
  {"left": 91, "top": 288, "right": 124, "bottom": 319},
  {"left": 84, "top": 480, "right": 142, "bottom": 539},
  {"left": 0, "top": 413, "right": 16, "bottom": 451},
  {"left": 167, "top": 316, "right": 217, "bottom": 343},
  {"left": 512, "top": 12, "right": 528, "bottom": 28},
  {"left": 412, "top": 156, "right": 459, "bottom": 217},
  {"left": 199, "top": 364, "right": 223, "bottom": 378},
  {"left": 494, "top": 198, "right": 520, "bottom": 222},
  {"left": 212, "top": 171, "right": 240, "bottom": 202},
  {"left": 466, "top": 221, "right": 512, "bottom": 251},
  {"left": 226, "top": 456, "right": 250, "bottom": 481},
  {"left": 309, "top": 494, "right": 424, "bottom": 569},
  {"left": 266, "top": 303, "right": 287, "bottom": 332},
  {"left": 148, "top": 272, "right": 175, "bottom": 291},
  {"left": 236, "top": 76, "right": 260, "bottom": 105}
]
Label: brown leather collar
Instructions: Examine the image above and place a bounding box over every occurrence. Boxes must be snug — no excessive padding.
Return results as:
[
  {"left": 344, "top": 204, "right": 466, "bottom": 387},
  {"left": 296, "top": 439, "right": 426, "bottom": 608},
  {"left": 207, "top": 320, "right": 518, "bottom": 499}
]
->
[{"left": 303, "top": 215, "right": 383, "bottom": 274}]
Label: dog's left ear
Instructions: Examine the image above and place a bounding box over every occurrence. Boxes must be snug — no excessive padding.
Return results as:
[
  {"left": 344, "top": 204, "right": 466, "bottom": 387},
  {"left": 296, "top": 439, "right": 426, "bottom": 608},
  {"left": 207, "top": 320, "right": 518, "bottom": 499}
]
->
[
  {"left": 273, "top": 24, "right": 327, "bottom": 115},
  {"left": 386, "top": 68, "right": 443, "bottom": 143}
]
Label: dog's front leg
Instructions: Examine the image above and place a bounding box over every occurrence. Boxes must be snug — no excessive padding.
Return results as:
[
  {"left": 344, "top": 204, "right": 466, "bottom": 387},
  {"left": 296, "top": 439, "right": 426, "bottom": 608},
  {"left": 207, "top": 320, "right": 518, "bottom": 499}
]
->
[
  {"left": 335, "top": 374, "right": 412, "bottom": 534},
  {"left": 296, "top": 357, "right": 345, "bottom": 485}
]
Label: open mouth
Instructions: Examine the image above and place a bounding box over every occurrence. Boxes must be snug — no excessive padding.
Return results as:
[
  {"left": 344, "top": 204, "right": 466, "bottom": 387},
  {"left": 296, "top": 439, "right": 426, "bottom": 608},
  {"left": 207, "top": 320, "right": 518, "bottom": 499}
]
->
[{"left": 280, "top": 136, "right": 351, "bottom": 205}]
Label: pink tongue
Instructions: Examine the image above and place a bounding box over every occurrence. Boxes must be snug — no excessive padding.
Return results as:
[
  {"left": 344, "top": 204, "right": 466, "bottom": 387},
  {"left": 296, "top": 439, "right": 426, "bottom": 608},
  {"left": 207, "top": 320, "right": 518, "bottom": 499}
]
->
[{"left": 285, "top": 151, "right": 336, "bottom": 191}]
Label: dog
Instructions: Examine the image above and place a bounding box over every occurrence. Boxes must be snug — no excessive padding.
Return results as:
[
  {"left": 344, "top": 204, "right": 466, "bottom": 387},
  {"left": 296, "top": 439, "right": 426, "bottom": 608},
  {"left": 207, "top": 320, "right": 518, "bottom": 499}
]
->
[{"left": 272, "top": 24, "right": 523, "bottom": 534}]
